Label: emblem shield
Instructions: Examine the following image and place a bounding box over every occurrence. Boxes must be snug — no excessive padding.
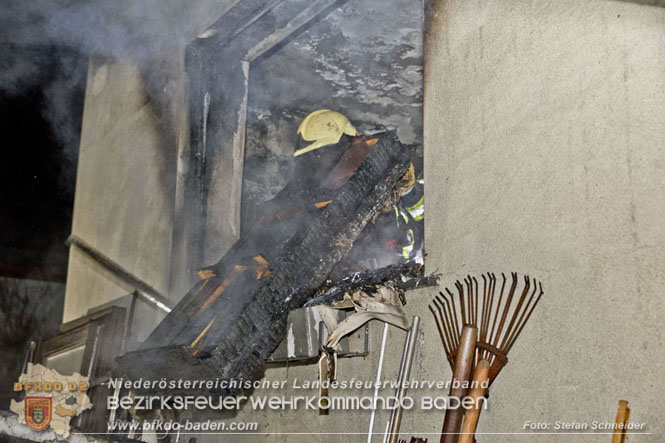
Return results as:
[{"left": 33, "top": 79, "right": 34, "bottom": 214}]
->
[{"left": 25, "top": 397, "right": 52, "bottom": 431}]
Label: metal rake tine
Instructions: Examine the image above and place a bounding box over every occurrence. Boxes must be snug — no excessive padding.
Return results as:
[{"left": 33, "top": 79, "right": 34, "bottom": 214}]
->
[
  {"left": 433, "top": 294, "right": 452, "bottom": 349},
  {"left": 488, "top": 273, "right": 507, "bottom": 350},
  {"left": 465, "top": 276, "right": 474, "bottom": 325},
  {"left": 503, "top": 277, "right": 537, "bottom": 352},
  {"left": 456, "top": 280, "right": 467, "bottom": 326},
  {"left": 476, "top": 274, "right": 487, "bottom": 361},
  {"left": 493, "top": 272, "right": 518, "bottom": 350},
  {"left": 462, "top": 278, "right": 468, "bottom": 318},
  {"left": 487, "top": 273, "right": 496, "bottom": 338},
  {"left": 434, "top": 294, "right": 456, "bottom": 361},
  {"left": 506, "top": 281, "right": 544, "bottom": 354},
  {"left": 432, "top": 295, "right": 452, "bottom": 356},
  {"left": 440, "top": 294, "right": 459, "bottom": 370},
  {"left": 445, "top": 288, "right": 461, "bottom": 344},
  {"left": 499, "top": 274, "right": 531, "bottom": 351},
  {"left": 478, "top": 274, "right": 487, "bottom": 361},
  {"left": 441, "top": 292, "right": 461, "bottom": 350},
  {"left": 471, "top": 276, "right": 481, "bottom": 366},
  {"left": 472, "top": 276, "right": 479, "bottom": 328},
  {"left": 480, "top": 273, "right": 495, "bottom": 360},
  {"left": 441, "top": 291, "right": 460, "bottom": 349},
  {"left": 466, "top": 277, "right": 472, "bottom": 325},
  {"left": 479, "top": 274, "right": 489, "bottom": 342},
  {"left": 464, "top": 276, "right": 473, "bottom": 326},
  {"left": 428, "top": 302, "right": 449, "bottom": 356}
]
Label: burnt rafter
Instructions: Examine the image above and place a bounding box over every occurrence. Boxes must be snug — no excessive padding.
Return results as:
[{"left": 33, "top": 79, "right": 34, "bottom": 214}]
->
[{"left": 118, "top": 132, "right": 416, "bottom": 391}]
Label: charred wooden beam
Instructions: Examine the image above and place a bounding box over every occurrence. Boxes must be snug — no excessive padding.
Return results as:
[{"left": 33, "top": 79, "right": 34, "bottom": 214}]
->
[
  {"left": 304, "top": 263, "right": 439, "bottom": 308},
  {"left": 117, "top": 132, "right": 413, "bottom": 393},
  {"left": 139, "top": 136, "right": 357, "bottom": 349}
]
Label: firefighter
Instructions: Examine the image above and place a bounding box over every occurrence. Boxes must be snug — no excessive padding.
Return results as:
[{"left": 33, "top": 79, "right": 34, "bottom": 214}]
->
[
  {"left": 293, "top": 109, "right": 424, "bottom": 266},
  {"left": 348, "top": 161, "right": 424, "bottom": 269},
  {"left": 389, "top": 162, "right": 424, "bottom": 264}
]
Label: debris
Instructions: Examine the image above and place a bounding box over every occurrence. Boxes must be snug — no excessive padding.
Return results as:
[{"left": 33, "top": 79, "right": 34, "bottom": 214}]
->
[
  {"left": 117, "top": 132, "right": 415, "bottom": 393},
  {"left": 305, "top": 262, "right": 438, "bottom": 307}
]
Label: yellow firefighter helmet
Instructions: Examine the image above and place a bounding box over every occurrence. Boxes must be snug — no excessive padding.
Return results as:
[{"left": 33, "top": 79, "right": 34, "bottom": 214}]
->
[{"left": 294, "top": 109, "right": 358, "bottom": 157}]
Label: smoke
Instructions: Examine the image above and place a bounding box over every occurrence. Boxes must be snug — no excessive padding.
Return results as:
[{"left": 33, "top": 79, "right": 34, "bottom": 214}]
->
[
  {"left": 0, "top": 0, "right": 206, "bottom": 159},
  {"left": 1, "top": 0, "right": 425, "bottom": 275},
  {"left": 0, "top": 0, "right": 196, "bottom": 63},
  {"left": 0, "top": 0, "right": 216, "bottom": 293}
]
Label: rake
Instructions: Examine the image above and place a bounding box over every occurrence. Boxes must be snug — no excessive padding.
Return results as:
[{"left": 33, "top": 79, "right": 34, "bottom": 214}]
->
[{"left": 429, "top": 272, "right": 544, "bottom": 387}]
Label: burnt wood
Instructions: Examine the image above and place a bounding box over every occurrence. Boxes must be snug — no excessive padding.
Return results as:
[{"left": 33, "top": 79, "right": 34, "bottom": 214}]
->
[
  {"left": 141, "top": 135, "right": 355, "bottom": 350},
  {"left": 304, "top": 263, "right": 438, "bottom": 308},
  {"left": 117, "top": 132, "right": 414, "bottom": 392}
]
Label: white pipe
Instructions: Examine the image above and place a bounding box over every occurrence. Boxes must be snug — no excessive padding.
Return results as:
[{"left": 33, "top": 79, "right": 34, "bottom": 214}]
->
[{"left": 367, "top": 322, "right": 390, "bottom": 443}]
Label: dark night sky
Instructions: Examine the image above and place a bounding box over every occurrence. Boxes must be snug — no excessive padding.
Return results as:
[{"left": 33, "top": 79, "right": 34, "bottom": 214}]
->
[{"left": 0, "top": 46, "right": 86, "bottom": 282}]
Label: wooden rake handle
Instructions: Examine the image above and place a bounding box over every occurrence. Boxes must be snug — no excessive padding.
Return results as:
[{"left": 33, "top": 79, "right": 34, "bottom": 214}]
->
[
  {"left": 459, "top": 359, "right": 490, "bottom": 443},
  {"left": 441, "top": 324, "right": 477, "bottom": 443},
  {"left": 611, "top": 400, "right": 630, "bottom": 443}
]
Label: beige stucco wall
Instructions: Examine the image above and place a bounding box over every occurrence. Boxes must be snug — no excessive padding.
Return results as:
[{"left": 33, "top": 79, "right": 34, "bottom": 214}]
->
[
  {"left": 422, "top": 0, "right": 665, "bottom": 441},
  {"left": 64, "top": 60, "right": 174, "bottom": 329}
]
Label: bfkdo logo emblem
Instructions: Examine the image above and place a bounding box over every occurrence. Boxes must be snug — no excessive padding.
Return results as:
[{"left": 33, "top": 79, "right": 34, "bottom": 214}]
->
[{"left": 25, "top": 397, "right": 52, "bottom": 431}]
